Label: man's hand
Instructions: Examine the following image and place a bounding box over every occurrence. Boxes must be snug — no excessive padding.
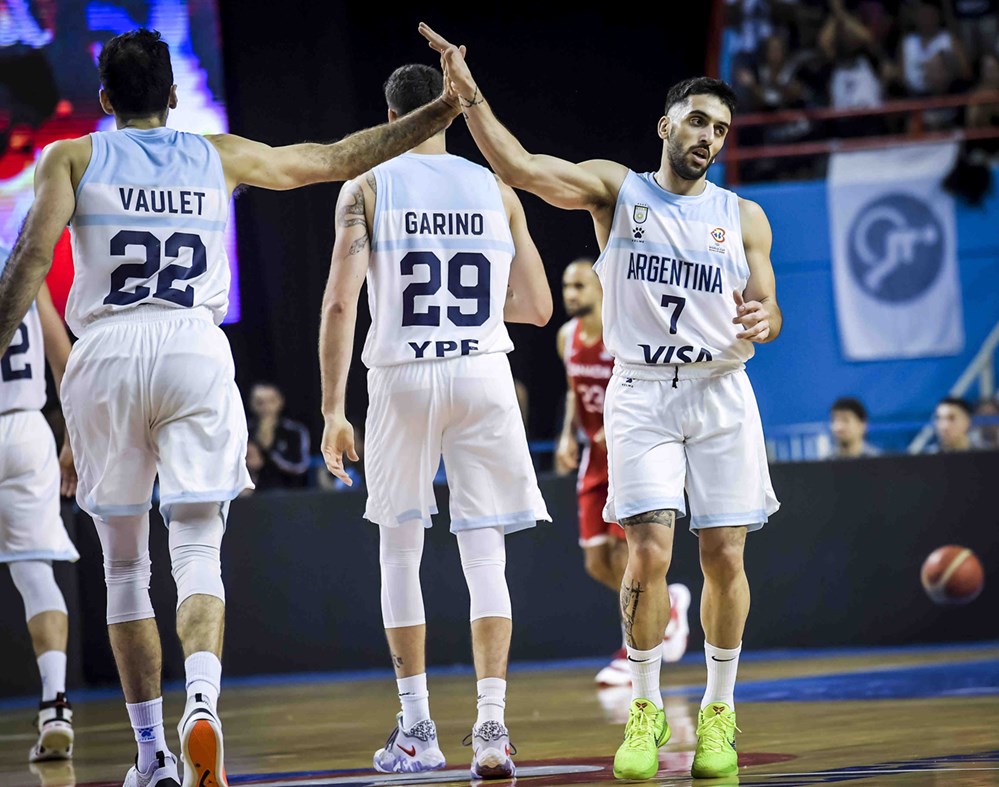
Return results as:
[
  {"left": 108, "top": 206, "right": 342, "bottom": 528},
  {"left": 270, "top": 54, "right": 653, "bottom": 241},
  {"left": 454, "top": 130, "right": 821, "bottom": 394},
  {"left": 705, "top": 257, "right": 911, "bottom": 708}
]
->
[
  {"left": 58, "top": 437, "right": 77, "bottom": 498},
  {"left": 555, "top": 433, "right": 579, "bottom": 475},
  {"left": 419, "top": 23, "right": 477, "bottom": 104},
  {"left": 322, "top": 414, "right": 359, "bottom": 486},
  {"left": 732, "top": 289, "right": 771, "bottom": 343}
]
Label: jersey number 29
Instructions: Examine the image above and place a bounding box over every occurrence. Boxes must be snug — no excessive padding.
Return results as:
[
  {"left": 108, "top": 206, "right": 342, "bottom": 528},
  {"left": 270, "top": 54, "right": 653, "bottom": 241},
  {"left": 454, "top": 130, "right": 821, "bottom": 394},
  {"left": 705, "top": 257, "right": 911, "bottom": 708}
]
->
[{"left": 401, "top": 251, "right": 490, "bottom": 327}]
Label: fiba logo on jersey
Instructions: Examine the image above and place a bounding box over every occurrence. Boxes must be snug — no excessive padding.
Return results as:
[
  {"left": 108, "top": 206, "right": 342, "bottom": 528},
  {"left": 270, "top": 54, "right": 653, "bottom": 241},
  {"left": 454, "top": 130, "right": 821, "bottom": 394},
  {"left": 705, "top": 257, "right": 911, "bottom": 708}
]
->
[
  {"left": 710, "top": 227, "right": 726, "bottom": 243},
  {"left": 847, "top": 193, "right": 944, "bottom": 303}
]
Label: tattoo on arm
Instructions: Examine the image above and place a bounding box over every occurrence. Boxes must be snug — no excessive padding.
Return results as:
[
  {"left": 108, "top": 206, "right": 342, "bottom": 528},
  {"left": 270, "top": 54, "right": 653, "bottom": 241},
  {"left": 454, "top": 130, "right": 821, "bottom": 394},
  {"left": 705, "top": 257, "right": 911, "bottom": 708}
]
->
[
  {"left": 336, "top": 184, "right": 369, "bottom": 255},
  {"left": 620, "top": 580, "right": 643, "bottom": 646},
  {"left": 620, "top": 509, "right": 675, "bottom": 528},
  {"left": 365, "top": 171, "right": 377, "bottom": 195}
]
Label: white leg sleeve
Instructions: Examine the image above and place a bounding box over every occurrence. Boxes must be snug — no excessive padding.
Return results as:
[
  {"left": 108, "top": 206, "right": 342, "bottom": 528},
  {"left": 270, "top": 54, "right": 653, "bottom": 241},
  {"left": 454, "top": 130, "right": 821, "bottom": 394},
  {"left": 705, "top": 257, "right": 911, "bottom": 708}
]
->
[
  {"left": 457, "top": 526, "right": 511, "bottom": 622},
  {"left": 94, "top": 514, "right": 155, "bottom": 625},
  {"left": 379, "top": 522, "right": 425, "bottom": 629},
  {"left": 168, "top": 502, "right": 227, "bottom": 609},
  {"left": 8, "top": 560, "right": 67, "bottom": 622}
]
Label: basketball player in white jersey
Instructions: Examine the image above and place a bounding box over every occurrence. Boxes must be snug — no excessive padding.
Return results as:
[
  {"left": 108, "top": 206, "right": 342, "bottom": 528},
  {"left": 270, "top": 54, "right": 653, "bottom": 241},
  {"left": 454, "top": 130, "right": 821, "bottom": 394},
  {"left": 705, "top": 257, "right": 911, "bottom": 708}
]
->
[
  {"left": 319, "top": 63, "right": 551, "bottom": 779},
  {"left": 0, "top": 29, "right": 462, "bottom": 787},
  {"left": 0, "top": 248, "right": 79, "bottom": 765},
  {"left": 421, "top": 26, "right": 781, "bottom": 781}
]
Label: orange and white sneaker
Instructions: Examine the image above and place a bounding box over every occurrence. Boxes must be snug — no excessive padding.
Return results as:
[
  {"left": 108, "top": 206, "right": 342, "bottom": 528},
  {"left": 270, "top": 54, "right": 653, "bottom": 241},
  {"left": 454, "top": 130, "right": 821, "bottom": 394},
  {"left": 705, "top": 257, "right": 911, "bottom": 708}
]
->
[
  {"left": 177, "top": 694, "right": 226, "bottom": 787},
  {"left": 662, "top": 583, "right": 691, "bottom": 663},
  {"left": 594, "top": 647, "right": 632, "bottom": 687},
  {"left": 465, "top": 720, "right": 517, "bottom": 779}
]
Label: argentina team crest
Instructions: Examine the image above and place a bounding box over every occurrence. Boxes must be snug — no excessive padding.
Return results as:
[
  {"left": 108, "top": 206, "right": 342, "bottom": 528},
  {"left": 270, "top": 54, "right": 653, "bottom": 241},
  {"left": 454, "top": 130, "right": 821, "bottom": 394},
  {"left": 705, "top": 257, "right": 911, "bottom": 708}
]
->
[{"left": 633, "top": 204, "right": 649, "bottom": 224}]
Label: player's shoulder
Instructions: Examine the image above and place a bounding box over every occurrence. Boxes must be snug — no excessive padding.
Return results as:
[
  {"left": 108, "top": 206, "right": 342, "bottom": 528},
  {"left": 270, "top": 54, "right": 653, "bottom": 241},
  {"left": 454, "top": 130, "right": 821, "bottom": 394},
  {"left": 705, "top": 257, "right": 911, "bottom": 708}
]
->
[
  {"left": 556, "top": 319, "right": 576, "bottom": 356},
  {"left": 580, "top": 159, "right": 629, "bottom": 193},
  {"left": 737, "top": 197, "right": 771, "bottom": 236},
  {"left": 39, "top": 135, "right": 91, "bottom": 166}
]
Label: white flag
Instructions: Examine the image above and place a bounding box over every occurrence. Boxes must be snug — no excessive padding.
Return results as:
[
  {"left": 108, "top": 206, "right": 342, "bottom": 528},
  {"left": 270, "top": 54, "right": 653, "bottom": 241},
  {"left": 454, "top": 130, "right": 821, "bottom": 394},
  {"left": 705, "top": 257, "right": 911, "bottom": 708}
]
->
[{"left": 828, "top": 143, "right": 963, "bottom": 360}]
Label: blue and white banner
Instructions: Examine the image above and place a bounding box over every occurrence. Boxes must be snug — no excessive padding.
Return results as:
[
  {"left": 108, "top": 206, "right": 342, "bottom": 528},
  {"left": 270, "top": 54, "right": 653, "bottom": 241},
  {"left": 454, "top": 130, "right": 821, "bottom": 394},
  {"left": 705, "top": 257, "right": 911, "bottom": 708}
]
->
[{"left": 828, "top": 142, "right": 963, "bottom": 361}]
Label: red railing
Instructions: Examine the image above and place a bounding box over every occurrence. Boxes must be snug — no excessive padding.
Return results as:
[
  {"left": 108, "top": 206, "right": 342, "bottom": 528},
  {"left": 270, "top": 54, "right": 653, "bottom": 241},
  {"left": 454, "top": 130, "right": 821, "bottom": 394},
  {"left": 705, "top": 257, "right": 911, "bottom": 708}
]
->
[{"left": 723, "top": 91, "right": 999, "bottom": 184}]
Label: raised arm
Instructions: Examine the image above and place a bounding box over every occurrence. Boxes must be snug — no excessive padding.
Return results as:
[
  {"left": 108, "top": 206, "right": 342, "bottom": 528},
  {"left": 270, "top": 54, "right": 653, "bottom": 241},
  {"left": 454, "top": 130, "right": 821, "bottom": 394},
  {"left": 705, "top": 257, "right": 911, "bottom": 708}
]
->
[
  {"left": 734, "top": 198, "right": 782, "bottom": 344},
  {"left": 318, "top": 177, "right": 372, "bottom": 485},
  {"left": 209, "top": 94, "right": 459, "bottom": 196},
  {"left": 419, "top": 23, "right": 624, "bottom": 216},
  {"left": 0, "top": 141, "right": 77, "bottom": 351},
  {"left": 500, "top": 181, "right": 552, "bottom": 326}
]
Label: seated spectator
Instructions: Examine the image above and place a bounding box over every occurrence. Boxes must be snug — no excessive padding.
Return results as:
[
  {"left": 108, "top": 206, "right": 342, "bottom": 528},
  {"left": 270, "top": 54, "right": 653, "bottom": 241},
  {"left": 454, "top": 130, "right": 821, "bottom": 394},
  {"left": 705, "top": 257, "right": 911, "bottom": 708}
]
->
[
  {"left": 972, "top": 397, "right": 999, "bottom": 450},
  {"left": 921, "top": 51, "right": 965, "bottom": 129},
  {"left": 246, "top": 382, "right": 311, "bottom": 490},
  {"left": 927, "top": 396, "right": 975, "bottom": 452},
  {"left": 899, "top": 2, "right": 970, "bottom": 96},
  {"left": 824, "top": 397, "right": 881, "bottom": 459}
]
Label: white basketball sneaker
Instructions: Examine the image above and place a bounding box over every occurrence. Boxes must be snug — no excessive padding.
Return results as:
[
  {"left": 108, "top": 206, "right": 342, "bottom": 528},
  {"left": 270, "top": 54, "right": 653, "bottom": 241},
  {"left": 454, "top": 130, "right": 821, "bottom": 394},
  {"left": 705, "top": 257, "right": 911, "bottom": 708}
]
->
[
  {"left": 465, "top": 720, "right": 517, "bottom": 779},
  {"left": 594, "top": 647, "right": 632, "bottom": 687},
  {"left": 122, "top": 751, "right": 181, "bottom": 787},
  {"left": 373, "top": 712, "right": 446, "bottom": 773},
  {"left": 29, "top": 693, "right": 74, "bottom": 762},
  {"left": 177, "top": 693, "right": 226, "bottom": 787},
  {"left": 662, "top": 583, "right": 691, "bottom": 663}
]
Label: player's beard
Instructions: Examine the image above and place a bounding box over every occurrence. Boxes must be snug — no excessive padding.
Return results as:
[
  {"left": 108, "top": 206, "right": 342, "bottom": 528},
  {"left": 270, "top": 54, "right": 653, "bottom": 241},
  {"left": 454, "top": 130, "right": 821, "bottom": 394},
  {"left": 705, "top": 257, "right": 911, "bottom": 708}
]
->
[
  {"left": 566, "top": 302, "right": 595, "bottom": 318},
  {"left": 667, "top": 135, "right": 711, "bottom": 181}
]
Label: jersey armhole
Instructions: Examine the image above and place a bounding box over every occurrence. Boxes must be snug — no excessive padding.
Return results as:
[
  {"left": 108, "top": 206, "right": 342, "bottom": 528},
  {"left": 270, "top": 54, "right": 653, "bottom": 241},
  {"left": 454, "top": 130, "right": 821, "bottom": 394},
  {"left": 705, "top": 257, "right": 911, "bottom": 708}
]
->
[{"left": 592, "top": 170, "right": 632, "bottom": 277}]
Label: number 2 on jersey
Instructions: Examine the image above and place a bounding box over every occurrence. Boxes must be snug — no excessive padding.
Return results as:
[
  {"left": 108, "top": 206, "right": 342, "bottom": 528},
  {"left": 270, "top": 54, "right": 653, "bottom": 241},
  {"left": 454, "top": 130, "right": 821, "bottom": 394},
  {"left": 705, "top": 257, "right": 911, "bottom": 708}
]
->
[
  {"left": 401, "top": 251, "right": 490, "bottom": 327},
  {"left": 1, "top": 323, "right": 31, "bottom": 382},
  {"left": 105, "top": 230, "right": 207, "bottom": 307}
]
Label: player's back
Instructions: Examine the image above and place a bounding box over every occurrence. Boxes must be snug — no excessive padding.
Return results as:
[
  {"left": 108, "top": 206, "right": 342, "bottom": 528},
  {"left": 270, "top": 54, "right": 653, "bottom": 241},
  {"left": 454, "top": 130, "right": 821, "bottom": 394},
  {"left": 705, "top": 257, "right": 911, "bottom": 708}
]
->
[
  {"left": 362, "top": 152, "right": 515, "bottom": 368},
  {"left": 0, "top": 253, "right": 45, "bottom": 416},
  {"left": 66, "top": 127, "right": 230, "bottom": 336}
]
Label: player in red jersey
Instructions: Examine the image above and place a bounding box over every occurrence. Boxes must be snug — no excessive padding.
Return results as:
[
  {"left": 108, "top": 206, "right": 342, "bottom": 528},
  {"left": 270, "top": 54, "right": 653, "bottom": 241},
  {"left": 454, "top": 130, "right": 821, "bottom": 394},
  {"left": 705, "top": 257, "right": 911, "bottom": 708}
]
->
[{"left": 555, "top": 259, "right": 690, "bottom": 686}]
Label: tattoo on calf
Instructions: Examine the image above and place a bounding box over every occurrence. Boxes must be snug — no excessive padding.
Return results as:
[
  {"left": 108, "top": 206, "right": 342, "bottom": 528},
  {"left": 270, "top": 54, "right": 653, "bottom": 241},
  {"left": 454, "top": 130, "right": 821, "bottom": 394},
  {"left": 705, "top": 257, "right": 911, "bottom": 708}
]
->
[
  {"left": 392, "top": 653, "right": 404, "bottom": 669},
  {"left": 620, "top": 580, "right": 643, "bottom": 646},
  {"left": 620, "top": 509, "right": 675, "bottom": 528}
]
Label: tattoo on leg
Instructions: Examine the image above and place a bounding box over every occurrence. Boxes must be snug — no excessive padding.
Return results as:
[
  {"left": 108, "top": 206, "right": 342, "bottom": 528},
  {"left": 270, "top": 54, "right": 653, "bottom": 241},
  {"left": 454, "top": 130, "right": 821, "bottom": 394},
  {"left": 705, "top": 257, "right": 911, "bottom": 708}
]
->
[
  {"left": 621, "top": 509, "right": 675, "bottom": 528},
  {"left": 620, "top": 580, "right": 643, "bottom": 646},
  {"left": 391, "top": 653, "right": 404, "bottom": 669}
]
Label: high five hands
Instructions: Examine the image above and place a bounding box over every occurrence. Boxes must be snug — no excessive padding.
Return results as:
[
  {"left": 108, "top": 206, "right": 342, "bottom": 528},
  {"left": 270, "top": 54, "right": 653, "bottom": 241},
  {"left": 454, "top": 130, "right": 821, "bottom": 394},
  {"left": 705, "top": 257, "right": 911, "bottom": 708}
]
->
[
  {"left": 733, "top": 289, "right": 771, "bottom": 343},
  {"left": 419, "top": 23, "right": 478, "bottom": 106}
]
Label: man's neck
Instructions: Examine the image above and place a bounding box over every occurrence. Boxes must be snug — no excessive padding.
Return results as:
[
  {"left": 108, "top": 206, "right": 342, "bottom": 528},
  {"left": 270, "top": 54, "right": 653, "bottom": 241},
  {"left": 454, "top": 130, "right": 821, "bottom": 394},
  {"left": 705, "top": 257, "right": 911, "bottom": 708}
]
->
[
  {"left": 942, "top": 436, "right": 970, "bottom": 452},
  {"left": 837, "top": 440, "right": 864, "bottom": 457},
  {"left": 117, "top": 116, "right": 167, "bottom": 130},
  {"left": 654, "top": 166, "right": 708, "bottom": 197},
  {"left": 578, "top": 308, "right": 603, "bottom": 342},
  {"left": 411, "top": 134, "right": 447, "bottom": 155}
]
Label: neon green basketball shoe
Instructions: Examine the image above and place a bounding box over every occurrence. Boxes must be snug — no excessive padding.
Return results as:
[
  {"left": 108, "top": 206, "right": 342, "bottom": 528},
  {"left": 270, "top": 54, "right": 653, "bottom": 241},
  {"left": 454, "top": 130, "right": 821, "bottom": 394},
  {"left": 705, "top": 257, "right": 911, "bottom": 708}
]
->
[
  {"left": 612, "top": 698, "right": 670, "bottom": 780},
  {"left": 691, "top": 702, "right": 740, "bottom": 778}
]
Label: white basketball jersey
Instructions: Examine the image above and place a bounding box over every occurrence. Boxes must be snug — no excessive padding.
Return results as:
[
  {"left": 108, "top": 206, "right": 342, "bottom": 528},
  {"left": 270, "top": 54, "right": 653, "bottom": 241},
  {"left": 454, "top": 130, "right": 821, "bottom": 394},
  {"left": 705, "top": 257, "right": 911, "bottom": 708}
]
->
[
  {"left": 361, "top": 153, "right": 515, "bottom": 368},
  {"left": 67, "top": 127, "right": 230, "bottom": 335},
  {"left": 0, "top": 250, "right": 46, "bottom": 414},
  {"left": 594, "top": 171, "right": 753, "bottom": 372}
]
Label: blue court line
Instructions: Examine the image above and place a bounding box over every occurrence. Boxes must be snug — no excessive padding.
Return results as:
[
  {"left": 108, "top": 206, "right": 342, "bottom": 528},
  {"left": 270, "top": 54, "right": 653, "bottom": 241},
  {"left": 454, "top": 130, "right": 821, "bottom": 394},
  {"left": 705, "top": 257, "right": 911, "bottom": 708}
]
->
[
  {"left": 662, "top": 657, "right": 999, "bottom": 702},
  {"left": 1, "top": 640, "right": 997, "bottom": 711}
]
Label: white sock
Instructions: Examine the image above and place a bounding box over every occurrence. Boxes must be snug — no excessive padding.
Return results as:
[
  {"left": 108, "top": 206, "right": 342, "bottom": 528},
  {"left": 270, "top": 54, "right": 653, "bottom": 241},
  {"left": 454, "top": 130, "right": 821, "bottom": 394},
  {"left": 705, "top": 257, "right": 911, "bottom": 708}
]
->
[
  {"left": 37, "top": 650, "right": 67, "bottom": 702},
  {"left": 476, "top": 677, "right": 507, "bottom": 725},
  {"left": 397, "top": 673, "right": 430, "bottom": 729},
  {"left": 702, "top": 641, "right": 741, "bottom": 710},
  {"left": 185, "top": 651, "right": 222, "bottom": 710},
  {"left": 126, "top": 697, "right": 170, "bottom": 772},
  {"left": 627, "top": 644, "right": 663, "bottom": 708}
]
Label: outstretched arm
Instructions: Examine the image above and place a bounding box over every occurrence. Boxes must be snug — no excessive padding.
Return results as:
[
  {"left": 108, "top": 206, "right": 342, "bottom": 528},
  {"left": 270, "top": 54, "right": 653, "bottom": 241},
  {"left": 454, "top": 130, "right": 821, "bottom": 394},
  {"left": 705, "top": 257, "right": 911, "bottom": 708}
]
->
[
  {"left": 0, "top": 142, "right": 76, "bottom": 351},
  {"left": 209, "top": 94, "right": 459, "bottom": 195},
  {"left": 419, "top": 23, "right": 624, "bottom": 215},
  {"left": 734, "top": 198, "right": 782, "bottom": 344},
  {"left": 501, "top": 182, "right": 552, "bottom": 326},
  {"left": 318, "top": 178, "right": 371, "bottom": 485}
]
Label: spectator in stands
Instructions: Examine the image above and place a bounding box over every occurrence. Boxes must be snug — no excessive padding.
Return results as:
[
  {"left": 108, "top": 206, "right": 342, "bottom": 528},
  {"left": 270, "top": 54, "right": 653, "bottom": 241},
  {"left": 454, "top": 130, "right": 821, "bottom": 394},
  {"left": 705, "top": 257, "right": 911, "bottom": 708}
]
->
[
  {"left": 921, "top": 50, "right": 966, "bottom": 129},
  {"left": 824, "top": 397, "right": 881, "bottom": 459},
  {"left": 735, "top": 33, "right": 815, "bottom": 142},
  {"left": 972, "top": 397, "right": 999, "bottom": 450},
  {"left": 928, "top": 396, "right": 975, "bottom": 452},
  {"left": 724, "top": 0, "right": 776, "bottom": 78},
  {"left": 898, "top": 2, "right": 971, "bottom": 96},
  {"left": 819, "top": 0, "right": 886, "bottom": 112},
  {"left": 946, "top": 0, "right": 999, "bottom": 66},
  {"left": 967, "top": 51, "right": 999, "bottom": 157},
  {"left": 246, "top": 382, "right": 311, "bottom": 490}
]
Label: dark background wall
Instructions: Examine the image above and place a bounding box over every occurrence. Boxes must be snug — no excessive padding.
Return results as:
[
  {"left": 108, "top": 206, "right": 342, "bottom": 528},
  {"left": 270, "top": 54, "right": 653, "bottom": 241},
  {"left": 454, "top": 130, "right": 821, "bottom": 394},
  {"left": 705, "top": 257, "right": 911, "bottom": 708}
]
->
[
  {"left": 216, "top": 4, "right": 717, "bottom": 444},
  {"left": 2, "top": 452, "right": 996, "bottom": 697}
]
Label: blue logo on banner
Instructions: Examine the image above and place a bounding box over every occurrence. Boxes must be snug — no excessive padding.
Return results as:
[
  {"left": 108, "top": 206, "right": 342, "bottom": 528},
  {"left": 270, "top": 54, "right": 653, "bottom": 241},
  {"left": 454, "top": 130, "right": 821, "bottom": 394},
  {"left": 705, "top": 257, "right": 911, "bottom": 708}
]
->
[{"left": 847, "top": 193, "right": 944, "bottom": 303}]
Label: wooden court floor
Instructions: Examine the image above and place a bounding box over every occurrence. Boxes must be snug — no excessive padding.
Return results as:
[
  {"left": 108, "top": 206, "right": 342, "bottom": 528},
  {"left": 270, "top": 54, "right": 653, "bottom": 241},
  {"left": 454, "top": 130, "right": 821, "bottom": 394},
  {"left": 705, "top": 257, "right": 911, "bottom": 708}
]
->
[{"left": 1, "top": 642, "right": 997, "bottom": 787}]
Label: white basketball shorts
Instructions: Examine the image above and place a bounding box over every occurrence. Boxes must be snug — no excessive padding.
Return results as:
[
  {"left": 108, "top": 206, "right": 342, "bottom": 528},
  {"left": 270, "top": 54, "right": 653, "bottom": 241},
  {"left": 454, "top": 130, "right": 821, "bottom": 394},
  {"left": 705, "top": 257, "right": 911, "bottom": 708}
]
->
[
  {"left": 0, "top": 410, "right": 79, "bottom": 563},
  {"left": 603, "top": 364, "right": 779, "bottom": 531},
  {"left": 364, "top": 352, "right": 550, "bottom": 533},
  {"left": 61, "top": 308, "right": 253, "bottom": 519}
]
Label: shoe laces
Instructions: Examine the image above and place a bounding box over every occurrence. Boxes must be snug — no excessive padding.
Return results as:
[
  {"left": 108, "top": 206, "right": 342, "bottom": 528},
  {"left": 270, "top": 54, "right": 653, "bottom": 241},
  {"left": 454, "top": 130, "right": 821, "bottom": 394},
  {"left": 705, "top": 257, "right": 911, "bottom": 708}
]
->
[
  {"left": 623, "top": 705, "right": 657, "bottom": 750},
  {"left": 696, "top": 709, "right": 741, "bottom": 752},
  {"left": 463, "top": 721, "right": 517, "bottom": 755}
]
